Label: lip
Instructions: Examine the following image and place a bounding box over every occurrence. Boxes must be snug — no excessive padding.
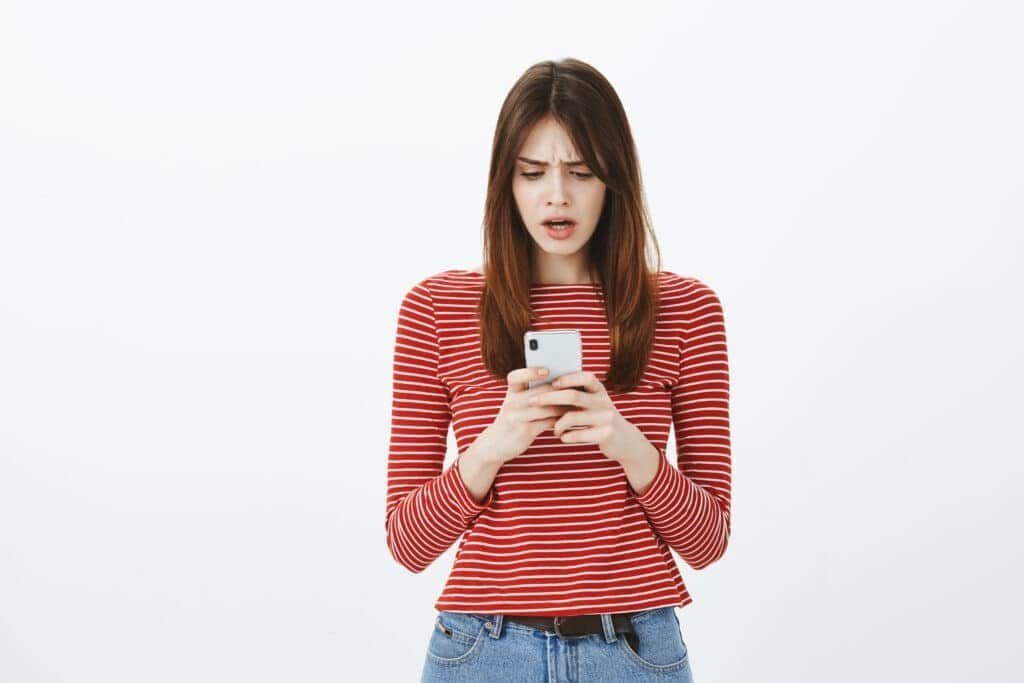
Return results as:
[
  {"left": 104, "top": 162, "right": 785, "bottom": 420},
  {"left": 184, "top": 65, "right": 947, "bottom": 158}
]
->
[
  {"left": 544, "top": 221, "right": 577, "bottom": 240},
  {"left": 542, "top": 215, "right": 575, "bottom": 224}
]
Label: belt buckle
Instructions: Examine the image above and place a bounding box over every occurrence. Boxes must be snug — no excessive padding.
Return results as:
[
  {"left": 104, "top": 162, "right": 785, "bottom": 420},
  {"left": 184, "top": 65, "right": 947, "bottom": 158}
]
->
[{"left": 553, "top": 616, "right": 570, "bottom": 640}]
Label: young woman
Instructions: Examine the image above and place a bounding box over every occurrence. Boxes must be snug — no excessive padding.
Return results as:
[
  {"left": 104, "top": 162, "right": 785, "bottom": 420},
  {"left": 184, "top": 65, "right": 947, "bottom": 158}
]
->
[{"left": 385, "top": 58, "right": 731, "bottom": 682}]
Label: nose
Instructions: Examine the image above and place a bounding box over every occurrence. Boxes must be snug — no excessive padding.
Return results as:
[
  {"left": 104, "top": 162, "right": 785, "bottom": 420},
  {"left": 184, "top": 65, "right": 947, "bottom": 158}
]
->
[{"left": 545, "top": 172, "right": 569, "bottom": 206}]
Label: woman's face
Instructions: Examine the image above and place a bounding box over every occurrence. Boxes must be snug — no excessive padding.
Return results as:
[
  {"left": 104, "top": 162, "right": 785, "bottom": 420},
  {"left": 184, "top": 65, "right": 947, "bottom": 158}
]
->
[{"left": 512, "top": 116, "right": 606, "bottom": 260}]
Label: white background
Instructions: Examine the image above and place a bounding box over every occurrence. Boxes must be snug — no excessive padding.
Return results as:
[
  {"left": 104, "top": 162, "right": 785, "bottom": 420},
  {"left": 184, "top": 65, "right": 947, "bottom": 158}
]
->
[{"left": 2, "top": 1, "right": 1022, "bottom": 681}]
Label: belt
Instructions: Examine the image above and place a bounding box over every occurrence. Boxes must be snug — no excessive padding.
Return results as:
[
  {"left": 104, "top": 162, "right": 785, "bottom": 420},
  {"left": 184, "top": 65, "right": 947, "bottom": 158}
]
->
[{"left": 502, "top": 613, "right": 637, "bottom": 640}]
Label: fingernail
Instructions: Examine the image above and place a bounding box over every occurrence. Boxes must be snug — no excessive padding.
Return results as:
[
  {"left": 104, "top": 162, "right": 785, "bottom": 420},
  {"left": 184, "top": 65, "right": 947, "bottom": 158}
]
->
[{"left": 539, "top": 368, "right": 548, "bottom": 375}]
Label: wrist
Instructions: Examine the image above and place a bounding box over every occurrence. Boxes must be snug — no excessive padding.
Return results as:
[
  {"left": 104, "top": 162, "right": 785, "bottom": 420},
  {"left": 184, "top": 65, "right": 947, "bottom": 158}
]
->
[
  {"left": 466, "top": 440, "right": 507, "bottom": 468},
  {"left": 620, "top": 441, "right": 661, "bottom": 497}
]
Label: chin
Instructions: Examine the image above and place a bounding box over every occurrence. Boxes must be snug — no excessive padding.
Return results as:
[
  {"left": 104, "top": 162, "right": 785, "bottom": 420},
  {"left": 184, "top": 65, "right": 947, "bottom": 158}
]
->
[
  {"left": 541, "top": 242, "right": 587, "bottom": 256},
  {"left": 531, "top": 228, "right": 593, "bottom": 247}
]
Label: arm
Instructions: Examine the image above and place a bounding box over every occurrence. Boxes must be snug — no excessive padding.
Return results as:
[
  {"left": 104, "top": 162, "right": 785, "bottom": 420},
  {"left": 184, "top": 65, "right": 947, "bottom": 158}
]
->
[
  {"left": 384, "top": 278, "right": 494, "bottom": 574},
  {"left": 632, "top": 279, "right": 732, "bottom": 570}
]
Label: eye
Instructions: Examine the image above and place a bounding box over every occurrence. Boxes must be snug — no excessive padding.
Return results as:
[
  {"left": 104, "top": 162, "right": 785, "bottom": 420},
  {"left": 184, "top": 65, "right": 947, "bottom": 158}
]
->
[{"left": 518, "top": 171, "right": 594, "bottom": 180}]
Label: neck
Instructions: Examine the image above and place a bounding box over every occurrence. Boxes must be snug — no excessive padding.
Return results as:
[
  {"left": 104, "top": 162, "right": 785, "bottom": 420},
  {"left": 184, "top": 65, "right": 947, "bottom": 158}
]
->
[{"left": 530, "top": 256, "right": 595, "bottom": 285}]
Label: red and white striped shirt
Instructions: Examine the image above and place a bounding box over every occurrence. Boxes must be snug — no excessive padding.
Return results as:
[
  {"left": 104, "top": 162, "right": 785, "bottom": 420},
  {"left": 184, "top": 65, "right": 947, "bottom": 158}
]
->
[{"left": 385, "top": 269, "right": 731, "bottom": 617}]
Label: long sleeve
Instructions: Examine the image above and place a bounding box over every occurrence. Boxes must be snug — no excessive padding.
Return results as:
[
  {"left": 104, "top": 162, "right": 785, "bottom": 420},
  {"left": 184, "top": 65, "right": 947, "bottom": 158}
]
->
[
  {"left": 634, "top": 279, "right": 732, "bottom": 570},
  {"left": 384, "top": 277, "right": 494, "bottom": 574}
]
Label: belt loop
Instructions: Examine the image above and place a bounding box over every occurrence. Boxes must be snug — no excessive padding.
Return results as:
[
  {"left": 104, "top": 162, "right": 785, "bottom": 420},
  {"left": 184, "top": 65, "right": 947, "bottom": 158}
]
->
[
  {"left": 600, "top": 613, "right": 617, "bottom": 643},
  {"left": 486, "top": 614, "right": 504, "bottom": 639}
]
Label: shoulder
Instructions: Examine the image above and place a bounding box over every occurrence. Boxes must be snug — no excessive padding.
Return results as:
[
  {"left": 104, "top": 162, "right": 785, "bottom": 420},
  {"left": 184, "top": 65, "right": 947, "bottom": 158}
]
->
[
  {"left": 398, "top": 268, "right": 483, "bottom": 306},
  {"left": 656, "top": 270, "right": 722, "bottom": 304},
  {"left": 656, "top": 271, "right": 726, "bottom": 336},
  {"left": 655, "top": 272, "right": 727, "bottom": 351}
]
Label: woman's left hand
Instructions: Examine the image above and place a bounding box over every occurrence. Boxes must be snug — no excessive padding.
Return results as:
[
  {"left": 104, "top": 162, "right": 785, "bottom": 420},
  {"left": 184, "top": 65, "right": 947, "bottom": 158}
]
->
[{"left": 527, "top": 371, "right": 651, "bottom": 464}]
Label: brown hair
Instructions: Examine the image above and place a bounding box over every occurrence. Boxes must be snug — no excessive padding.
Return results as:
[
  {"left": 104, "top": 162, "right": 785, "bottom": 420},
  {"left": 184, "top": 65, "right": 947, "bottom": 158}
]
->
[{"left": 477, "top": 58, "right": 663, "bottom": 393}]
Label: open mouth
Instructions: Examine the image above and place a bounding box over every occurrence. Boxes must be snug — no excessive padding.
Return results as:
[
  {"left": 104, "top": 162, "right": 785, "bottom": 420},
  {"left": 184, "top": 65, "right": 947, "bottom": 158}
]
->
[
  {"left": 543, "top": 219, "right": 577, "bottom": 240},
  {"left": 543, "top": 219, "right": 576, "bottom": 230}
]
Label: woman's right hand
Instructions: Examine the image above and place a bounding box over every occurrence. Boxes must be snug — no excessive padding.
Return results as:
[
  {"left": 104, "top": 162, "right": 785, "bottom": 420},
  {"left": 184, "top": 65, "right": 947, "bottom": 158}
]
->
[{"left": 472, "top": 366, "right": 570, "bottom": 465}]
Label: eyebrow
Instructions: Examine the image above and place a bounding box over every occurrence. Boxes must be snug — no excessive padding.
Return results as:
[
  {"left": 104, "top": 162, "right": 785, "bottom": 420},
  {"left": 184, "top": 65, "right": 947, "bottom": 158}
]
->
[{"left": 516, "top": 156, "right": 588, "bottom": 167}]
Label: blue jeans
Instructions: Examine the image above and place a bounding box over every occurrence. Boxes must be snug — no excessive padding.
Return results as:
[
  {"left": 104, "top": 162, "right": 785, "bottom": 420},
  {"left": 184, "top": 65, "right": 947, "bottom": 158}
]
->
[{"left": 420, "top": 605, "right": 694, "bottom": 681}]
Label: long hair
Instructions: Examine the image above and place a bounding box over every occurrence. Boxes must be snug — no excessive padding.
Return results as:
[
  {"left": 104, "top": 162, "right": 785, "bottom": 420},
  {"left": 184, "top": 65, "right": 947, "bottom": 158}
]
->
[{"left": 478, "top": 57, "right": 663, "bottom": 393}]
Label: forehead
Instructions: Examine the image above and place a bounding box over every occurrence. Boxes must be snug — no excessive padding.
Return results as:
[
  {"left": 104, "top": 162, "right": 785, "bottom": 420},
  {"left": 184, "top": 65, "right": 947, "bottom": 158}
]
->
[{"left": 517, "top": 117, "right": 582, "bottom": 164}]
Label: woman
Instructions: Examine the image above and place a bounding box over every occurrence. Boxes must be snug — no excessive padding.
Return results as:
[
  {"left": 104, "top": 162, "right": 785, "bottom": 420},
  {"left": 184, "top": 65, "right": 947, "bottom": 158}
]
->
[{"left": 385, "top": 58, "right": 731, "bottom": 682}]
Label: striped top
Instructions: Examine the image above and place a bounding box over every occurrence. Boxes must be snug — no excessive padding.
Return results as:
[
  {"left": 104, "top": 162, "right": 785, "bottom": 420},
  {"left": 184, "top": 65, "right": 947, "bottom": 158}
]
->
[{"left": 384, "top": 269, "right": 731, "bottom": 617}]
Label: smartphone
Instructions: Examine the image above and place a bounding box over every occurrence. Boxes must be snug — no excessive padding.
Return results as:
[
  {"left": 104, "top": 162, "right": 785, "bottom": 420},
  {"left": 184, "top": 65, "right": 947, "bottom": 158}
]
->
[{"left": 524, "top": 329, "right": 583, "bottom": 390}]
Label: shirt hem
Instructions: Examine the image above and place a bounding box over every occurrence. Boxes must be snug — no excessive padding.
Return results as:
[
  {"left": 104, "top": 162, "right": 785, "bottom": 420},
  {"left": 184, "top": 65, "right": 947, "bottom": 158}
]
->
[{"left": 433, "top": 593, "right": 693, "bottom": 618}]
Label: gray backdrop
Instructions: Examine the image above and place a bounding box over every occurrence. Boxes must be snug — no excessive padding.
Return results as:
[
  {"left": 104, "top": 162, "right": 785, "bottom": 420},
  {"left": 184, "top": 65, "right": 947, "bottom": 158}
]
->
[{"left": 1, "top": 1, "right": 1021, "bottom": 681}]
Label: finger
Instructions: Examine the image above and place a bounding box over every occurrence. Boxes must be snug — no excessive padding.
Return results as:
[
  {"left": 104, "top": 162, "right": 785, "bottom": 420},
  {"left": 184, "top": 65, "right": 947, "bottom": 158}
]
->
[
  {"left": 525, "top": 405, "right": 570, "bottom": 422},
  {"left": 535, "top": 417, "right": 558, "bottom": 433},
  {"left": 557, "top": 425, "right": 600, "bottom": 442},
  {"left": 507, "top": 366, "right": 550, "bottom": 392},
  {"left": 528, "top": 389, "right": 597, "bottom": 409},
  {"left": 552, "top": 410, "right": 589, "bottom": 437},
  {"left": 549, "top": 371, "right": 604, "bottom": 394},
  {"left": 518, "top": 384, "right": 562, "bottom": 407}
]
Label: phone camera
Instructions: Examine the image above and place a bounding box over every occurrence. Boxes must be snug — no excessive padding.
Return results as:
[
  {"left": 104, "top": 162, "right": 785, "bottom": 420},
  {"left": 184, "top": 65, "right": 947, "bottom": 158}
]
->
[{"left": 529, "top": 339, "right": 538, "bottom": 350}]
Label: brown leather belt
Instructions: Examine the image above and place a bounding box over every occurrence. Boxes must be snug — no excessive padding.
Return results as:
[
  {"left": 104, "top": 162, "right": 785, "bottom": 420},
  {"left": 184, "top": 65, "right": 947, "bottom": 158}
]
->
[{"left": 502, "top": 613, "right": 637, "bottom": 640}]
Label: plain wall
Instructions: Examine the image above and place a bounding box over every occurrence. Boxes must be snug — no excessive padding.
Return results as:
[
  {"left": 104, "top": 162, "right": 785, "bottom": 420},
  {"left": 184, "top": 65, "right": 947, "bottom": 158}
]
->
[{"left": 1, "top": 1, "right": 1021, "bottom": 680}]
